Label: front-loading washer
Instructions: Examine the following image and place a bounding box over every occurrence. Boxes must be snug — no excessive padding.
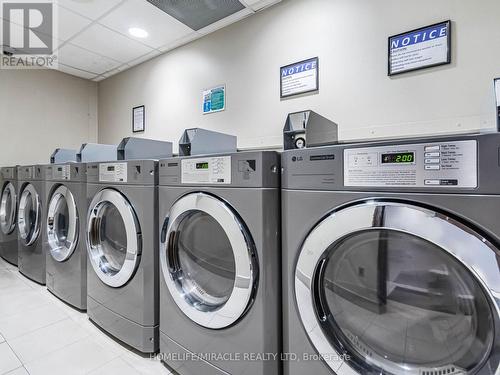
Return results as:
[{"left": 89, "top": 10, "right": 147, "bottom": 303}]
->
[
  {"left": 43, "top": 163, "right": 87, "bottom": 310},
  {"left": 282, "top": 133, "right": 500, "bottom": 375},
  {"left": 0, "top": 166, "right": 18, "bottom": 266},
  {"left": 17, "top": 165, "right": 45, "bottom": 284},
  {"left": 85, "top": 159, "right": 160, "bottom": 353},
  {"left": 158, "top": 151, "right": 281, "bottom": 375}
]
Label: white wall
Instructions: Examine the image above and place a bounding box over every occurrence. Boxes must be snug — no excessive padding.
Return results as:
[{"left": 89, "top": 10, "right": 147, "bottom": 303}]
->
[
  {"left": 0, "top": 69, "right": 98, "bottom": 166},
  {"left": 98, "top": 0, "right": 500, "bottom": 151}
]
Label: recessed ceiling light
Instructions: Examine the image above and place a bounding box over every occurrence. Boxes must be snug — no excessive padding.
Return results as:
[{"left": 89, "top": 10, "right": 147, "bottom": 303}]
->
[{"left": 128, "top": 27, "right": 148, "bottom": 38}]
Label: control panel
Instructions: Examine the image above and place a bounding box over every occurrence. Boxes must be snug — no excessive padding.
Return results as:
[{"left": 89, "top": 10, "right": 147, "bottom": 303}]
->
[
  {"left": 181, "top": 156, "right": 231, "bottom": 184},
  {"left": 344, "top": 140, "right": 477, "bottom": 188},
  {"left": 53, "top": 165, "right": 71, "bottom": 181},
  {"left": 99, "top": 162, "right": 127, "bottom": 183}
]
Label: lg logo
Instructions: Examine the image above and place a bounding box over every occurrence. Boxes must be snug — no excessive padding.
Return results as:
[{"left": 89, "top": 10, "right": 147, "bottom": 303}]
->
[{"left": 2, "top": 2, "right": 53, "bottom": 54}]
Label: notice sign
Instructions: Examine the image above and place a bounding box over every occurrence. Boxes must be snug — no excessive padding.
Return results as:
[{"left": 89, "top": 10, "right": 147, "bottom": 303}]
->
[
  {"left": 280, "top": 57, "right": 319, "bottom": 98},
  {"left": 495, "top": 78, "right": 500, "bottom": 130},
  {"left": 203, "top": 85, "right": 225, "bottom": 114},
  {"left": 132, "top": 105, "right": 145, "bottom": 133},
  {"left": 389, "top": 21, "right": 451, "bottom": 76}
]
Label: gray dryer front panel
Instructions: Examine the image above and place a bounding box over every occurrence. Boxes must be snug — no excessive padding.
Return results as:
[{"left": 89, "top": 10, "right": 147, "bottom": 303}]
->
[
  {"left": 0, "top": 166, "right": 18, "bottom": 266},
  {"left": 17, "top": 165, "right": 45, "bottom": 284},
  {"left": 44, "top": 163, "right": 88, "bottom": 310}
]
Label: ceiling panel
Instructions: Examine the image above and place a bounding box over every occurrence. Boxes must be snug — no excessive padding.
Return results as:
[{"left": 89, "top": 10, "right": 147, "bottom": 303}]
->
[
  {"left": 57, "top": 43, "right": 121, "bottom": 75},
  {"left": 242, "top": 0, "right": 281, "bottom": 11},
  {"left": 55, "top": 63, "right": 97, "bottom": 80},
  {"left": 99, "top": 0, "right": 194, "bottom": 49},
  {"left": 57, "top": 6, "right": 92, "bottom": 41},
  {"left": 70, "top": 23, "right": 154, "bottom": 63},
  {"left": 157, "top": 32, "right": 200, "bottom": 52},
  {"left": 197, "top": 8, "right": 253, "bottom": 35},
  {"left": 56, "top": 0, "right": 124, "bottom": 20},
  {"left": 127, "top": 50, "right": 162, "bottom": 67}
]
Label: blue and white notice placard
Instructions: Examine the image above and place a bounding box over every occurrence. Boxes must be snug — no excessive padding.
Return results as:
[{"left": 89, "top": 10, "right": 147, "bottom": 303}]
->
[
  {"left": 280, "top": 57, "right": 319, "bottom": 98},
  {"left": 389, "top": 21, "right": 451, "bottom": 76},
  {"left": 203, "top": 85, "right": 226, "bottom": 114},
  {"left": 495, "top": 78, "right": 500, "bottom": 106}
]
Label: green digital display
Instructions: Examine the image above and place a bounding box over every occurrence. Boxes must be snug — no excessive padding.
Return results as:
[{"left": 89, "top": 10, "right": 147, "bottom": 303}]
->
[
  {"left": 196, "top": 162, "right": 209, "bottom": 170},
  {"left": 381, "top": 152, "right": 415, "bottom": 164}
]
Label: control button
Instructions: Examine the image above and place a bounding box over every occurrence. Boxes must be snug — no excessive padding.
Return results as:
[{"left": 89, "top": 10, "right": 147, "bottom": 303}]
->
[
  {"left": 425, "top": 152, "right": 440, "bottom": 157},
  {"left": 425, "top": 180, "right": 440, "bottom": 185},
  {"left": 425, "top": 158, "right": 440, "bottom": 164},
  {"left": 425, "top": 165, "right": 440, "bottom": 170},
  {"left": 425, "top": 145, "right": 440, "bottom": 152}
]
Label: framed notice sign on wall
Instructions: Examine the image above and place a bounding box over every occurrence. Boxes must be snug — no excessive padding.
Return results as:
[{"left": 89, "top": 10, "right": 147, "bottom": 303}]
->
[
  {"left": 132, "top": 105, "right": 145, "bottom": 133},
  {"left": 280, "top": 57, "right": 319, "bottom": 98},
  {"left": 388, "top": 21, "right": 451, "bottom": 76},
  {"left": 495, "top": 78, "right": 500, "bottom": 130}
]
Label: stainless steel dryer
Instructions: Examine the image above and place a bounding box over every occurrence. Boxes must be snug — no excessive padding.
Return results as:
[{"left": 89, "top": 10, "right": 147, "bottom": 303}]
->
[
  {"left": 0, "top": 166, "right": 18, "bottom": 266},
  {"left": 282, "top": 133, "right": 500, "bottom": 375},
  {"left": 158, "top": 151, "right": 281, "bottom": 375},
  {"left": 43, "top": 163, "right": 87, "bottom": 310},
  {"left": 86, "top": 160, "right": 160, "bottom": 353},
  {"left": 17, "top": 165, "right": 45, "bottom": 284}
]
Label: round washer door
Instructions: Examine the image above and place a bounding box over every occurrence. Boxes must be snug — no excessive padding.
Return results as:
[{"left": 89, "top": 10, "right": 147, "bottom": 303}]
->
[
  {"left": 17, "top": 183, "right": 41, "bottom": 246},
  {"left": 295, "top": 201, "right": 499, "bottom": 375},
  {"left": 160, "top": 192, "right": 258, "bottom": 330},
  {"left": 0, "top": 182, "right": 17, "bottom": 235},
  {"left": 87, "top": 189, "right": 141, "bottom": 288},
  {"left": 47, "top": 185, "right": 79, "bottom": 262}
]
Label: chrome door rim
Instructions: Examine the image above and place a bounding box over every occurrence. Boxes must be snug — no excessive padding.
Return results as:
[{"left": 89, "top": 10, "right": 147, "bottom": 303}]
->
[
  {"left": 47, "top": 185, "right": 79, "bottom": 262},
  {"left": 87, "top": 189, "right": 141, "bottom": 288},
  {"left": 17, "top": 184, "right": 41, "bottom": 246},
  {"left": 0, "top": 182, "right": 16, "bottom": 235},
  {"left": 160, "top": 192, "right": 257, "bottom": 329},
  {"left": 295, "top": 200, "right": 500, "bottom": 375}
]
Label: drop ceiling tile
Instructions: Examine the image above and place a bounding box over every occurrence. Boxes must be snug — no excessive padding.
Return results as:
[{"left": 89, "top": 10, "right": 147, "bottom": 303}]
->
[
  {"left": 157, "top": 32, "right": 200, "bottom": 52},
  {"left": 55, "top": 63, "right": 97, "bottom": 80},
  {"left": 57, "top": 5, "right": 93, "bottom": 41},
  {"left": 99, "top": 0, "right": 194, "bottom": 49},
  {"left": 126, "top": 50, "right": 161, "bottom": 67},
  {"left": 197, "top": 8, "right": 253, "bottom": 35},
  {"left": 58, "top": 43, "right": 121, "bottom": 75},
  {"left": 70, "top": 23, "right": 154, "bottom": 63},
  {"left": 242, "top": 0, "right": 282, "bottom": 11},
  {"left": 1, "top": 21, "right": 62, "bottom": 52},
  {"left": 56, "top": 0, "right": 124, "bottom": 20},
  {"left": 102, "top": 63, "right": 129, "bottom": 78}
]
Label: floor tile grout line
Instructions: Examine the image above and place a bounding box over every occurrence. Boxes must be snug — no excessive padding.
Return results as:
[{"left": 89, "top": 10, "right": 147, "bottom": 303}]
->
[{"left": 2, "top": 316, "right": 70, "bottom": 346}]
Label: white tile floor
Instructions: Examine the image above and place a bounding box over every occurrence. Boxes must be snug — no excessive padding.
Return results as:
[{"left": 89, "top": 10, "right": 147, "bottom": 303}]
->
[{"left": 0, "top": 257, "right": 171, "bottom": 375}]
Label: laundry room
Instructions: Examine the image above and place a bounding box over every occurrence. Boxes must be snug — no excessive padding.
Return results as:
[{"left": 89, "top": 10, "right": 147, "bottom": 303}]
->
[{"left": 0, "top": 0, "right": 499, "bottom": 374}]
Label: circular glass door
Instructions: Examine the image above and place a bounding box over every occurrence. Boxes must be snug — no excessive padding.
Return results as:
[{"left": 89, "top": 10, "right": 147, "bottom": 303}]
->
[
  {"left": 47, "top": 185, "right": 79, "bottom": 262},
  {"left": 0, "top": 182, "right": 17, "bottom": 235},
  {"left": 295, "top": 201, "right": 499, "bottom": 375},
  {"left": 17, "top": 184, "right": 41, "bottom": 246},
  {"left": 160, "top": 192, "right": 258, "bottom": 329},
  {"left": 87, "top": 189, "right": 141, "bottom": 288}
]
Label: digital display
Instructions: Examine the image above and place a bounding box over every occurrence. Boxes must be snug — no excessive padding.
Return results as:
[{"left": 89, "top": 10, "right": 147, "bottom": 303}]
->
[
  {"left": 381, "top": 152, "right": 415, "bottom": 164},
  {"left": 196, "top": 162, "right": 209, "bottom": 170},
  {"left": 57, "top": 167, "right": 62, "bottom": 172},
  {"left": 107, "top": 166, "right": 115, "bottom": 172}
]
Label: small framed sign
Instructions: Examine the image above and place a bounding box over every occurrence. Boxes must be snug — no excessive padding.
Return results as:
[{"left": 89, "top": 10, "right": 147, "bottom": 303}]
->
[
  {"left": 280, "top": 57, "right": 319, "bottom": 98},
  {"left": 388, "top": 21, "right": 451, "bottom": 76},
  {"left": 203, "top": 85, "right": 226, "bottom": 114},
  {"left": 495, "top": 78, "right": 500, "bottom": 130},
  {"left": 132, "top": 105, "right": 145, "bottom": 133}
]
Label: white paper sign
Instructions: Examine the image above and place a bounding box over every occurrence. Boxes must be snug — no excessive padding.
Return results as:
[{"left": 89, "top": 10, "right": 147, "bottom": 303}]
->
[
  {"left": 133, "top": 105, "right": 145, "bottom": 132},
  {"left": 495, "top": 78, "right": 500, "bottom": 106},
  {"left": 389, "top": 21, "right": 450, "bottom": 75},
  {"left": 280, "top": 57, "right": 319, "bottom": 98}
]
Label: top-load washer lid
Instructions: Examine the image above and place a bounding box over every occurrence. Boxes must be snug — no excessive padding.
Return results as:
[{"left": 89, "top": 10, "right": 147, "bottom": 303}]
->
[
  {"left": 0, "top": 182, "right": 17, "bottom": 235},
  {"left": 295, "top": 201, "right": 500, "bottom": 375},
  {"left": 160, "top": 192, "right": 258, "bottom": 330},
  {"left": 17, "top": 183, "right": 41, "bottom": 246},
  {"left": 87, "top": 188, "right": 141, "bottom": 288},
  {"left": 46, "top": 185, "right": 79, "bottom": 262}
]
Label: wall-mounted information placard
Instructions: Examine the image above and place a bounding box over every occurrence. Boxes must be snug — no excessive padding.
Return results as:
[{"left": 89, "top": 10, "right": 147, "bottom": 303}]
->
[
  {"left": 132, "top": 105, "right": 145, "bottom": 132},
  {"left": 280, "top": 57, "right": 319, "bottom": 98},
  {"left": 495, "top": 78, "right": 500, "bottom": 130},
  {"left": 203, "top": 85, "right": 226, "bottom": 114},
  {"left": 388, "top": 21, "right": 451, "bottom": 76}
]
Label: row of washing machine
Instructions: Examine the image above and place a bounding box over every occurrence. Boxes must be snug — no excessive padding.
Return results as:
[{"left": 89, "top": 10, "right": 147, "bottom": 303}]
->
[{"left": 0, "top": 131, "right": 499, "bottom": 375}]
